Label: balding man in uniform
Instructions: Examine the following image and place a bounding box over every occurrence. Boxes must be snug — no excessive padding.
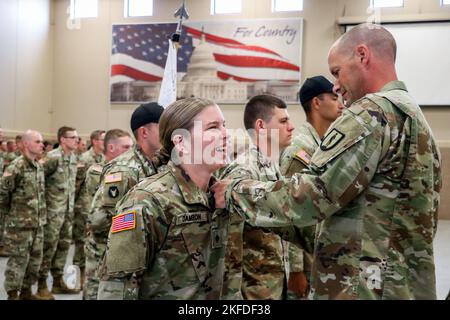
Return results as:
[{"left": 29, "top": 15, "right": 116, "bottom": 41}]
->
[
  {"left": 214, "top": 23, "right": 442, "bottom": 300},
  {"left": 0, "top": 130, "right": 46, "bottom": 300}
]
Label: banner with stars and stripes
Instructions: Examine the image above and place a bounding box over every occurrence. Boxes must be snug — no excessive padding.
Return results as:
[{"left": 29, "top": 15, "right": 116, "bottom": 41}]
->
[{"left": 110, "top": 18, "right": 303, "bottom": 104}]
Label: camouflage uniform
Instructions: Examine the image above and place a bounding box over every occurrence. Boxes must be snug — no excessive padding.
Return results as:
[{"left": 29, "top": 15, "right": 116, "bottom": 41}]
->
[
  {"left": 225, "top": 81, "right": 442, "bottom": 300},
  {"left": 97, "top": 161, "right": 238, "bottom": 300},
  {"left": 39, "top": 147, "right": 78, "bottom": 280},
  {"left": 0, "top": 156, "right": 46, "bottom": 293},
  {"left": 83, "top": 146, "right": 159, "bottom": 300},
  {"left": 73, "top": 148, "right": 104, "bottom": 271},
  {"left": 221, "top": 145, "right": 295, "bottom": 300},
  {"left": 5, "top": 150, "right": 21, "bottom": 166},
  {"left": 279, "top": 123, "right": 322, "bottom": 295},
  {"left": 0, "top": 151, "right": 5, "bottom": 248}
]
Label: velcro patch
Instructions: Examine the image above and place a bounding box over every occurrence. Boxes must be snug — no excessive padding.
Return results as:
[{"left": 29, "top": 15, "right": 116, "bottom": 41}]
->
[
  {"left": 111, "top": 211, "right": 136, "bottom": 233},
  {"left": 176, "top": 212, "right": 209, "bottom": 225},
  {"left": 105, "top": 172, "right": 122, "bottom": 183},
  {"left": 320, "top": 128, "right": 345, "bottom": 151},
  {"left": 294, "top": 148, "right": 311, "bottom": 166},
  {"left": 91, "top": 164, "right": 103, "bottom": 173}
]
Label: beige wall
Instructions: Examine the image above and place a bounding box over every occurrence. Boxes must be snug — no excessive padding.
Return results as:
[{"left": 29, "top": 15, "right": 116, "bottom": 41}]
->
[{"left": 0, "top": 0, "right": 53, "bottom": 137}]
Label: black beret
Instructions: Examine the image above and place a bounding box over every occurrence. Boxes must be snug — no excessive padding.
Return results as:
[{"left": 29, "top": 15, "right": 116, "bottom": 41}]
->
[
  {"left": 130, "top": 102, "right": 164, "bottom": 132},
  {"left": 299, "top": 76, "right": 334, "bottom": 106}
]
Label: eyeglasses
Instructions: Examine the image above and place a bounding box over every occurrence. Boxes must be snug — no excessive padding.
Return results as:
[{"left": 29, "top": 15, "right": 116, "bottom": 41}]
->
[{"left": 64, "top": 136, "right": 79, "bottom": 140}]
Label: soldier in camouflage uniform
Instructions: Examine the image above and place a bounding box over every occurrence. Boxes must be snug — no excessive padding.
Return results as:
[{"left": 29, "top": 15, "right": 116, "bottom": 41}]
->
[
  {"left": 83, "top": 129, "right": 133, "bottom": 300},
  {"left": 97, "top": 97, "right": 242, "bottom": 300},
  {"left": 220, "top": 95, "right": 298, "bottom": 300},
  {"left": 280, "top": 76, "right": 344, "bottom": 298},
  {"left": 0, "top": 128, "right": 6, "bottom": 257},
  {"left": 0, "top": 130, "right": 46, "bottom": 300},
  {"left": 73, "top": 130, "right": 105, "bottom": 286},
  {"left": 214, "top": 24, "right": 442, "bottom": 300},
  {"left": 36, "top": 126, "right": 80, "bottom": 299},
  {"left": 4, "top": 135, "right": 23, "bottom": 166},
  {"left": 85, "top": 103, "right": 164, "bottom": 299}
]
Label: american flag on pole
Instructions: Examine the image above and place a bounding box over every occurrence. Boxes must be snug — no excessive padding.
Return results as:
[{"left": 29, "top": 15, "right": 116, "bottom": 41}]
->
[
  {"left": 110, "top": 19, "right": 302, "bottom": 102},
  {"left": 111, "top": 212, "right": 136, "bottom": 233}
]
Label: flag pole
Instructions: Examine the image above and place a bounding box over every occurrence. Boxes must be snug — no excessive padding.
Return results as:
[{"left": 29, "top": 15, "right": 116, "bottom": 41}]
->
[{"left": 158, "top": 0, "right": 190, "bottom": 108}]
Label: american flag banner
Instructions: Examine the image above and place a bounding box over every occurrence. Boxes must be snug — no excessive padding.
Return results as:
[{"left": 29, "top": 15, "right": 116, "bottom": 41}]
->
[
  {"left": 111, "top": 212, "right": 136, "bottom": 233},
  {"left": 110, "top": 19, "right": 303, "bottom": 104}
]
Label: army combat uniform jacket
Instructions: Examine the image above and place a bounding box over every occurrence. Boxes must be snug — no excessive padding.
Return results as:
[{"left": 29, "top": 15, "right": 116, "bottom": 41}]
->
[
  {"left": 98, "top": 162, "right": 238, "bottom": 300},
  {"left": 225, "top": 81, "right": 442, "bottom": 300},
  {"left": 221, "top": 145, "right": 294, "bottom": 300},
  {"left": 279, "top": 123, "right": 322, "bottom": 281}
]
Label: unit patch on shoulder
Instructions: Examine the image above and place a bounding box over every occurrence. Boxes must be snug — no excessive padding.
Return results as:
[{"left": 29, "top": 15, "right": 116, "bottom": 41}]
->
[
  {"left": 320, "top": 128, "right": 345, "bottom": 151},
  {"left": 108, "top": 186, "right": 120, "bottom": 199},
  {"left": 111, "top": 211, "right": 136, "bottom": 233},
  {"left": 105, "top": 172, "right": 123, "bottom": 183},
  {"left": 294, "top": 148, "right": 312, "bottom": 166},
  {"left": 176, "top": 212, "right": 209, "bottom": 225}
]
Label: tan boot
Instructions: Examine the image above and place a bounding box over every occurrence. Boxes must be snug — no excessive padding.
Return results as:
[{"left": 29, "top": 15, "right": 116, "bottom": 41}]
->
[
  {"left": 36, "top": 278, "right": 55, "bottom": 300},
  {"left": 20, "top": 287, "right": 46, "bottom": 300},
  {"left": 7, "top": 290, "right": 19, "bottom": 300},
  {"left": 52, "top": 275, "right": 80, "bottom": 294}
]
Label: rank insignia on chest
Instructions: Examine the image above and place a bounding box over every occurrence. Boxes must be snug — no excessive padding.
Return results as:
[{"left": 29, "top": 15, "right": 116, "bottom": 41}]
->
[
  {"left": 105, "top": 172, "right": 122, "bottom": 183},
  {"left": 294, "top": 148, "right": 311, "bottom": 165},
  {"left": 320, "top": 128, "right": 345, "bottom": 151},
  {"left": 111, "top": 211, "right": 136, "bottom": 233},
  {"left": 108, "top": 186, "right": 120, "bottom": 198}
]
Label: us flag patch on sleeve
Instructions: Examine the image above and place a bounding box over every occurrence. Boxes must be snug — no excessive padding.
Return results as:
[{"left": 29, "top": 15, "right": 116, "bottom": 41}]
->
[
  {"left": 111, "top": 211, "right": 136, "bottom": 233},
  {"left": 105, "top": 172, "right": 122, "bottom": 183}
]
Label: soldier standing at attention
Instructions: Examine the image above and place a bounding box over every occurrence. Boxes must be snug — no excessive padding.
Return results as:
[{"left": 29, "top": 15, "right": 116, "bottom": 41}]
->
[
  {"left": 220, "top": 94, "right": 298, "bottom": 300},
  {"left": 280, "top": 76, "right": 344, "bottom": 298},
  {"left": 86, "top": 102, "right": 163, "bottom": 299},
  {"left": 37, "top": 126, "right": 80, "bottom": 299},
  {"left": 73, "top": 130, "right": 105, "bottom": 288},
  {"left": 213, "top": 23, "right": 442, "bottom": 300},
  {"left": 0, "top": 130, "right": 46, "bottom": 300},
  {"left": 83, "top": 129, "right": 133, "bottom": 300},
  {"left": 97, "top": 97, "right": 237, "bottom": 300}
]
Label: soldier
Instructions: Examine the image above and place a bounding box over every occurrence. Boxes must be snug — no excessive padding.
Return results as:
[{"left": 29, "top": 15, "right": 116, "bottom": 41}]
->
[
  {"left": 87, "top": 102, "right": 163, "bottom": 299},
  {"left": 73, "top": 130, "right": 105, "bottom": 287},
  {"left": 0, "top": 127, "right": 6, "bottom": 257},
  {"left": 76, "top": 137, "right": 87, "bottom": 156},
  {"left": 220, "top": 94, "right": 297, "bottom": 300},
  {"left": 280, "top": 76, "right": 344, "bottom": 298},
  {"left": 0, "top": 130, "right": 46, "bottom": 300},
  {"left": 36, "top": 126, "right": 80, "bottom": 299},
  {"left": 83, "top": 129, "right": 133, "bottom": 300},
  {"left": 97, "top": 97, "right": 237, "bottom": 300},
  {"left": 213, "top": 23, "right": 442, "bottom": 300},
  {"left": 4, "top": 136, "right": 22, "bottom": 166}
]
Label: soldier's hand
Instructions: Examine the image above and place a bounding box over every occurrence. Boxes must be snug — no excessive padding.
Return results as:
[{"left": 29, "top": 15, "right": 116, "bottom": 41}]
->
[
  {"left": 288, "top": 271, "right": 309, "bottom": 298},
  {"left": 211, "top": 179, "right": 233, "bottom": 209}
]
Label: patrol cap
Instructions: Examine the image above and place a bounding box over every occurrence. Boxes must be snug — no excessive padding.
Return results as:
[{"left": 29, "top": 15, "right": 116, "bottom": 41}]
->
[
  {"left": 130, "top": 102, "right": 164, "bottom": 132},
  {"left": 299, "top": 76, "right": 334, "bottom": 106}
]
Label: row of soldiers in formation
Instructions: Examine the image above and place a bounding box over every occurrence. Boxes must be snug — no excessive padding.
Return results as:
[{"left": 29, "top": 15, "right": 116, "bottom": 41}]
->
[{"left": 1, "top": 23, "right": 448, "bottom": 300}]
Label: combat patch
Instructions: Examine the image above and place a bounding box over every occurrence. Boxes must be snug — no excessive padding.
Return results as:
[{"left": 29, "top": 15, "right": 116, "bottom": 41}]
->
[
  {"left": 294, "top": 148, "right": 312, "bottom": 166},
  {"left": 105, "top": 172, "right": 123, "bottom": 183},
  {"left": 111, "top": 211, "right": 136, "bottom": 233},
  {"left": 320, "top": 128, "right": 345, "bottom": 151},
  {"left": 176, "top": 212, "right": 209, "bottom": 225}
]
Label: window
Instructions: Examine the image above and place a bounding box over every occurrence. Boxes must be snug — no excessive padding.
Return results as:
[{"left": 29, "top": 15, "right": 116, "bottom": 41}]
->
[
  {"left": 211, "top": 0, "right": 241, "bottom": 14},
  {"left": 272, "top": 0, "right": 303, "bottom": 12},
  {"left": 125, "top": 0, "right": 153, "bottom": 17},
  {"left": 442, "top": 0, "right": 450, "bottom": 5},
  {"left": 371, "top": 0, "right": 404, "bottom": 8},
  {"left": 70, "top": 0, "right": 98, "bottom": 19}
]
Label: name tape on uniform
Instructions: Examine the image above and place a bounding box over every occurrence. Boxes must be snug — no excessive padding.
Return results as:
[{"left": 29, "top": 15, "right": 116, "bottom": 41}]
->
[{"left": 176, "top": 212, "right": 209, "bottom": 225}]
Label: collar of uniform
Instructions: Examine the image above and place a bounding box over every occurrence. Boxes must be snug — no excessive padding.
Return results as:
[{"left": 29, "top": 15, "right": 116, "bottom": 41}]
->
[
  {"left": 303, "top": 122, "right": 321, "bottom": 147},
  {"left": 22, "top": 155, "right": 38, "bottom": 168},
  {"left": 168, "top": 161, "right": 212, "bottom": 209},
  {"left": 57, "top": 146, "right": 72, "bottom": 161},
  {"left": 134, "top": 145, "right": 156, "bottom": 176},
  {"left": 88, "top": 148, "right": 103, "bottom": 163},
  {"left": 380, "top": 80, "right": 408, "bottom": 93},
  {"left": 250, "top": 144, "right": 272, "bottom": 168}
]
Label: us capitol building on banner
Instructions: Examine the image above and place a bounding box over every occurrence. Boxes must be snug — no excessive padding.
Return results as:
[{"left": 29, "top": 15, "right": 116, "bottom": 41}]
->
[{"left": 112, "top": 34, "right": 299, "bottom": 103}]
